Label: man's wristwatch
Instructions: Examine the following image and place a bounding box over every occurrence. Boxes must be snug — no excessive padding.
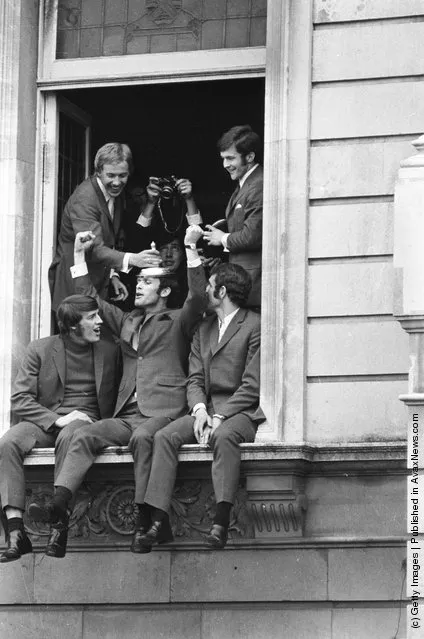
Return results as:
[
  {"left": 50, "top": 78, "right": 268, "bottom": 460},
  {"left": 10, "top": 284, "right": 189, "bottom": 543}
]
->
[
  {"left": 213, "top": 414, "right": 225, "bottom": 421},
  {"left": 185, "top": 243, "right": 197, "bottom": 250}
]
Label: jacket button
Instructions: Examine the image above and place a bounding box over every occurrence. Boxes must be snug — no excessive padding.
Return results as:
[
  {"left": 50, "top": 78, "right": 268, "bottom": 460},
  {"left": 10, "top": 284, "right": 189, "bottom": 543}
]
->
[{"left": 138, "top": 356, "right": 143, "bottom": 360}]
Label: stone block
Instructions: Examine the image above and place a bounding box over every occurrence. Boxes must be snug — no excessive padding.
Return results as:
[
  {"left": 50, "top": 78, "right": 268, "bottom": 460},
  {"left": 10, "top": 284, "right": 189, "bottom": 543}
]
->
[
  {"left": 312, "top": 81, "right": 424, "bottom": 139},
  {"left": 308, "top": 261, "right": 394, "bottom": 317},
  {"left": 309, "top": 140, "right": 413, "bottom": 199},
  {"left": 313, "top": 22, "right": 424, "bottom": 81},
  {"left": 309, "top": 202, "right": 393, "bottom": 259},
  {"left": 313, "top": 318, "right": 408, "bottom": 377},
  {"left": 34, "top": 551, "right": 171, "bottom": 604},
  {"left": 308, "top": 319, "right": 409, "bottom": 377},
  {"left": 0, "top": 609, "right": 83, "bottom": 639},
  {"left": 83, "top": 609, "right": 201, "bottom": 639},
  {"left": 171, "top": 549, "right": 327, "bottom": 602},
  {"left": 314, "top": 0, "right": 424, "bottom": 23},
  {"left": 0, "top": 553, "right": 34, "bottom": 604},
  {"left": 305, "top": 475, "right": 405, "bottom": 538},
  {"left": 306, "top": 379, "right": 407, "bottom": 443},
  {"left": 331, "top": 607, "right": 406, "bottom": 639},
  {"left": 328, "top": 547, "right": 406, "bottom": 600},
  {"left": 202, "top": 608, "right": 331, "bottom": 639}
]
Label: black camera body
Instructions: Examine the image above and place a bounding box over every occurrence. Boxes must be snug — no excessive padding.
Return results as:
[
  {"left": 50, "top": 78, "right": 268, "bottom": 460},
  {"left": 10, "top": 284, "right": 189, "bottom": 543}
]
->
[{"left": 151, "top": 175, "right": 179, "bottom": 200}]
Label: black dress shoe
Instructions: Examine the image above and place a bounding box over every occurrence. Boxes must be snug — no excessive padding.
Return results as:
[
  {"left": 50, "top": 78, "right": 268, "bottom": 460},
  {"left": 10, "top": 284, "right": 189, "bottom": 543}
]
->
[
  {"left": 205, "top": 524, "right": 228, "bottom": 549},
  {"left": 131, "top": 518, "right": 174, "bottom": 554},
  {"left": 130, "top": 526, "right": 151, "bottom": 554},
  {"left": 0, "top": 529, "right": 33, "bottom": 563},
  {"left": 45, "top": 512, "right": 69, "bottom": 559}
]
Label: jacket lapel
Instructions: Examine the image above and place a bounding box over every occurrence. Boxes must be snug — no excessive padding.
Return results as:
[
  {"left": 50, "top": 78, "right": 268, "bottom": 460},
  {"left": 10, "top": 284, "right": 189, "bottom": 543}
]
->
[
  {"left": 52, "top": 337, "right": 66, "bottom": 388},
  {"left": 211, "top": 309, "right": 246, "bottom": 357}
]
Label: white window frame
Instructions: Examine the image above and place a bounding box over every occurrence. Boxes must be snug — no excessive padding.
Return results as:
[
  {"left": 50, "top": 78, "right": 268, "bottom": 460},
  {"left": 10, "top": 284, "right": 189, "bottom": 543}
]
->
[{"left": 33, "top": 1, "right": 313, "bottom": 443}]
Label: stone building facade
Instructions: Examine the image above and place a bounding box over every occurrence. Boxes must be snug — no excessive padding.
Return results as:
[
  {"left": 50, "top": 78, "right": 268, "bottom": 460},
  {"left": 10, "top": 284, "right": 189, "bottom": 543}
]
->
[{"left": 0, "top": 1, "right": 420, "bottom": 637}]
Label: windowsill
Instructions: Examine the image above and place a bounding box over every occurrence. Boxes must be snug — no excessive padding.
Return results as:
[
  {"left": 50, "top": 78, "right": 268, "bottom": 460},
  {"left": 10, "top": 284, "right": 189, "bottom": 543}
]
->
[{"left": 23, "top": 440, "right": 406, "bottom": 466}]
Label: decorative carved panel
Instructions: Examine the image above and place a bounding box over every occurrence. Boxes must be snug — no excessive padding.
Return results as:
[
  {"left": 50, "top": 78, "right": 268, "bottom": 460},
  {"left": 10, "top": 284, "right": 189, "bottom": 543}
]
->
[{"left": 56, "top": 0, "right": 267, "bottom": 59}]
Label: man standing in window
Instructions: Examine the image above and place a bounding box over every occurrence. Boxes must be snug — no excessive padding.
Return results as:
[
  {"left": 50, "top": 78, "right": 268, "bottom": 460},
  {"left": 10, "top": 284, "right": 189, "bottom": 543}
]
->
[
  {"left": 48, "top": 142, "right": 159, "bottom": 310},
  {"left": 203, "top": 125, "right": 263, "bottom": 309}
]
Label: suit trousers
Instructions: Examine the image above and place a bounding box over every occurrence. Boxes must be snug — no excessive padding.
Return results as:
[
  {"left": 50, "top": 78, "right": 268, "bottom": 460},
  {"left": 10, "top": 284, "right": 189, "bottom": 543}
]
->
[
  {"left": 143, "top": 413, "right": 257, "bottom": 514},
  {"left": 0, "top": 419, "right": 89, "bottom": 511},
  {"left": 54, "top": 404, "right": 171, "bottom": 501}
]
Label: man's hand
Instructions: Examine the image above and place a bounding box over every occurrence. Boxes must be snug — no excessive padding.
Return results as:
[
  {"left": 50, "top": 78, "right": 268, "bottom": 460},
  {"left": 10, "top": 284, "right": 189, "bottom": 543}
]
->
[
  {"left": 176, "top": 178, "right": 193, "bottom": 200},
  {"left": 184, "top": 224, "right": 203, "bottom": 247},
  {"left": 193, "top": 408, "right": 212, "bottom": 444},
  {"left": 75, "top": 231, "right": 95, "bottom": 252},
  {"left": 203, "top": 225, "right": 225, "bottom": 247},
  {"left": 55, "top": 410, "right": 93, "bottom": 429},
  {"left": 146, "top": 177, "right": 163, "bottom": 203},
  {"left": 110, "top": 276, "right": 129, "bottom": 302},
  {"left": 128, "top": 249, "right": 161, "bottom": 269},
  {"left": 200, "top": 256, "right": 222, "bottom": 271}
]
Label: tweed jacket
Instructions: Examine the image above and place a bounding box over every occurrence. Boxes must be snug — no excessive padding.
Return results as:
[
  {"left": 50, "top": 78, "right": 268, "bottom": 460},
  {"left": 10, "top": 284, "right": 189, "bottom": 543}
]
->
[
  {"left": 225, "top": 165, "right": 263, "bottom": 307},
  {"left": 49, "top": 176, "right": 127, "bottom": 310},
  {"left": 187, "top": 308, "right": 265, "bottom": 424},
  {"left": 10, "top": 335, "right": 121, "bottom": 432},
  {"left": 75, "top": 265, "right": 207, "bottom": 419}
]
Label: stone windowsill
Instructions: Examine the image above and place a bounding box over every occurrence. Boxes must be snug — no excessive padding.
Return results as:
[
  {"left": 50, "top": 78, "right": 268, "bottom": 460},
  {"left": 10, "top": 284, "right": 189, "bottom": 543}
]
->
[{"left": 23, "top": 441, "right": 407, "bottom": 466}]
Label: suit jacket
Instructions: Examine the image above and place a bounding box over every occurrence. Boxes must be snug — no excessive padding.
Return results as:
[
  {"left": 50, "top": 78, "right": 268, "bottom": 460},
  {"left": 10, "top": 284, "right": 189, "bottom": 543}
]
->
[
  {"left": 75, "top": 265, "right": 207, "bottom": 419},
  {"left": 225, "top": 165, "right": 263, "bottom": 307},
  {"left": 187, "top": 308, "right": 265, "bottom": 424},
  {"left": 10, "top": 335, "right": 121, "bottom": 432},
  {"left": 48, "top": 176, "right": 127, "bottom": 310}
]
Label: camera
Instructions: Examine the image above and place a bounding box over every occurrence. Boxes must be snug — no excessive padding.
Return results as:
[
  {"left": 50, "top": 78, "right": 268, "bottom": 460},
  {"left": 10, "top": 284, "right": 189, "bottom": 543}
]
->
[{"left": 151, "top": 175, "right": 179, "bottom": 200}]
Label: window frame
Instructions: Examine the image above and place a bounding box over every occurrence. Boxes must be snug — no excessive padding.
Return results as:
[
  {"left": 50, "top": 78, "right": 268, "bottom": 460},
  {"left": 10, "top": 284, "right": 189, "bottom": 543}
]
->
[{"left": 33, "top": 0, "right": 313, "bottom": 442}]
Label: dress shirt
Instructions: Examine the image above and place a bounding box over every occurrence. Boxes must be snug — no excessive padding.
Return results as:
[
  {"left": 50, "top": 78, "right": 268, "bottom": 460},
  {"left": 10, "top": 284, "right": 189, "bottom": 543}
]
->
[
  {"left": 192, "top": 308, "right": 240, "bottom": 416},
  {"left": 96, "top": 177, "right": 131, "bottom": 273}
]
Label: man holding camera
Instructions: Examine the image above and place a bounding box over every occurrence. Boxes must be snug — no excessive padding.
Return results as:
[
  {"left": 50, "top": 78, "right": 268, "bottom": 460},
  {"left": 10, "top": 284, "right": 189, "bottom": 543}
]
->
[
  {"left": 29, "top": 227, "right": 207, "bottom": 556},
  {"left": 203, "top": 125, "right": 263, "bottom": 309}
]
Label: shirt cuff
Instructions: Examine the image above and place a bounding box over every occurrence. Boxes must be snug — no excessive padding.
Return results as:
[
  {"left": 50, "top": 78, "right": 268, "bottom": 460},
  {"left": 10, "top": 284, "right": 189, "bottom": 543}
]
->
[
  {"left": 187, "top": 257, "right": 202, "bottom": 268},
  {"left": 221, "top": 233, "right": 230, "bottom": 252},
  {"left": 120, "top": 253, "right": 131, "bottom": 273},
  {"left": 192, "top": 403, "right": 207, "bottom": 416},
  {"left": 70, "top": 262, "right": 88, "bottom": 278},
  {"left": 110, "top": 268, "right": 118, "bottom": 279},
  {"left": 136, "top": 213, "right": 152, "bottom": 227},
  {"left": 186, "top": 211, "right": 203, "bottom": 226}
]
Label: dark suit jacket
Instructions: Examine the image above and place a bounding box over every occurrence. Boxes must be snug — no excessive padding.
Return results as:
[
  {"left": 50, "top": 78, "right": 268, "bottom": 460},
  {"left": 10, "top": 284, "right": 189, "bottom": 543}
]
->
[
  {"left": 225, "top": 165, "right": 263, "bottom": 307},
  {"left": 75, "top": 266, "right": 207, "bottom": 419},
  {"left": 10, "top": 335, "right": 121, "bottom": 432},
  {"left": 187, "top": 308, "right": 265, "bottom": 424},
  {"left": 49, "top": 176, "right": 127, "bottom": 310}
]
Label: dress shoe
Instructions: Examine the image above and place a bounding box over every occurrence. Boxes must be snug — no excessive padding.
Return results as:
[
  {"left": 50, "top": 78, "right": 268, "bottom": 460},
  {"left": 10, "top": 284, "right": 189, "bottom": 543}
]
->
[
  {"left": 131, "top": 518, "right": 174, "bottom": 554},
  {"left": 130, "top": 526, "right": 151, "bottom": 554},
  {"left": 0, "top": 529, "right": 33, "bottom": 563},
  {"left": 205, "top": 524, "right": 228, "bottom": 549},
  {"left": 45, "top": 512, "right": 69, "bottom": 558}
]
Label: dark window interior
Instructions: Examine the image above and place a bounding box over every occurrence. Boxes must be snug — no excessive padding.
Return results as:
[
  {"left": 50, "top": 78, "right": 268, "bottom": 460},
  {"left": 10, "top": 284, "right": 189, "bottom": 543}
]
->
[{"left": 60, "top": 78, "right": 265, "bottom": 226}]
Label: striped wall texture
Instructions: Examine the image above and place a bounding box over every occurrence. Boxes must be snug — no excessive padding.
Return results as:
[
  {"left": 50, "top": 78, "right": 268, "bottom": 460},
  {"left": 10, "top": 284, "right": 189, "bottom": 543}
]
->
[{"left": 305, "top": 0, "right": 424, "bottom": 441}]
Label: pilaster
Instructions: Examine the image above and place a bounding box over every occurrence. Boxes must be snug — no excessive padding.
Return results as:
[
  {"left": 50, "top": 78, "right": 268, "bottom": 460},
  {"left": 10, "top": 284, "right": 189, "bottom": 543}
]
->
[{"left": 0, "top": 0, "right": 39, "bottom": 434}]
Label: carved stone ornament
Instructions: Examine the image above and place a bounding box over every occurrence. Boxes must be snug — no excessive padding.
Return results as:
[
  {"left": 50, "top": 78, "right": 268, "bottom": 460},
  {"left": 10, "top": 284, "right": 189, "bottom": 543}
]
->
[{"left": 20, "top": 479, "right": 253, "bottom": 546}]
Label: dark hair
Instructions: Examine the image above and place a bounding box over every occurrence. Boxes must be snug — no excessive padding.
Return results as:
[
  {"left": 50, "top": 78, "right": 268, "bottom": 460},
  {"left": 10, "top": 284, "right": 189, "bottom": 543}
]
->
[
  {"left": 157, "top": 273, "right": 181, "bottom": 309},
  {"left": 211, "top": 263, "right": 252, "bottom": 308},
  {"left": 56, "top": 295, "right": 99, "bottom": 336},
  {"left": 217, "top": 125, "right": 262, "bottom": 162},
  {"left": 94, "top": 142, "right": 133, "bottom": 174}
]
